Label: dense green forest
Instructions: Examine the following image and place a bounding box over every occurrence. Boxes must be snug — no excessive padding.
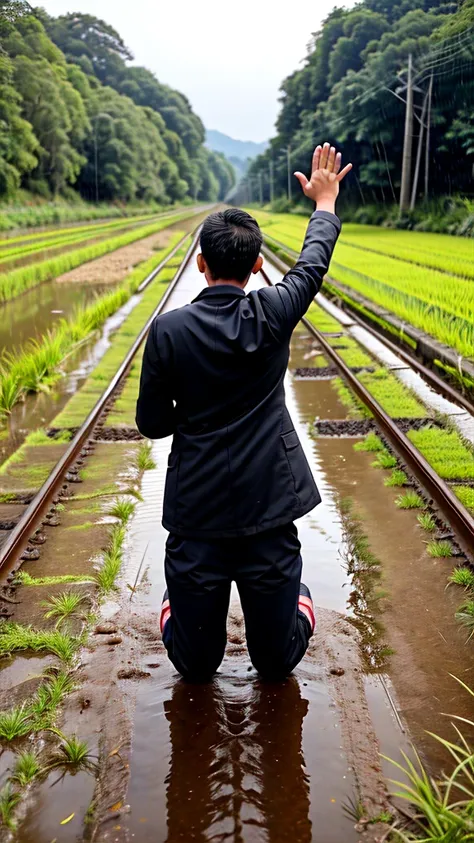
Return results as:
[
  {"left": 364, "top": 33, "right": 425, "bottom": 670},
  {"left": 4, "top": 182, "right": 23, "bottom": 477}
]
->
[
  {"left": 0, "top": 1, "right": 235, "bottom": 205},
  {"left": 242, "top": 0, "right": 474, "bottom": 232}
]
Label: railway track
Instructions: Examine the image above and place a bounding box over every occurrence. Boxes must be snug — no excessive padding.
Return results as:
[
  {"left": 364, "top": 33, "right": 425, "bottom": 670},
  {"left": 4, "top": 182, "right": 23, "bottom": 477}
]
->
[
  {"left": 1, "top": 226, "right": 474, "bottom": 840},
  {"left": 1, "top": 233, "right": 473, "bottom": 585},
  {"left": 264, "top": 232, "right": 474, "bottom": 403}
]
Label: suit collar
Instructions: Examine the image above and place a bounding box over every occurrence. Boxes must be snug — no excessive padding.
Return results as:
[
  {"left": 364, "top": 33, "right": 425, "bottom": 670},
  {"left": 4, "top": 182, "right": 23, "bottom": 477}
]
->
[{"left": 193, "top": 285, "right": 246, "bottom": 303}]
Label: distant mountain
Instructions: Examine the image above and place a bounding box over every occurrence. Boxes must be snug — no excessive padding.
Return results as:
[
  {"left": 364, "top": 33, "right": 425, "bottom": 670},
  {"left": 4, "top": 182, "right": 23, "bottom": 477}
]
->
[{"left": 206, "top": 129, "right": 268, "bottom": 162}]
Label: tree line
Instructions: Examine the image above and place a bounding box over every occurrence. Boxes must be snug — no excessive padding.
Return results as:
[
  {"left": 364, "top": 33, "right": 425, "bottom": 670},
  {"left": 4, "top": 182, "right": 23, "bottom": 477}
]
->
[
  {"left": 0, "top": 2, "right": 235, "bottom": 204},
  {"left": 240, "top": 0, "right": 473, "bottom": 227}
]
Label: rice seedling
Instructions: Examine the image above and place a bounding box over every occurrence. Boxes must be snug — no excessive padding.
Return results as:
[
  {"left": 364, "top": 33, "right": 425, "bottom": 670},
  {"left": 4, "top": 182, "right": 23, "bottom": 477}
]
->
[
  {"left": 417, "top": 512, "right": 436, "bottom": 531},
  {"left": 95, "top": 523, "right": 126, "bottom": 592},
  {"left": 29, "top": 671, "right": 77, "bottom": 723},
  {"left": 383, "top": 677, "right": 474, "bottom": 839},
  {"left": 137, "top": 441, "right": 156, "bottom": 471},
  {"left": 107, "top": 497, "right": 136, "bottom": 523},
  {"left": 251, "top": 212, "right": 474, "bottom": 358},
  {"left": 0, "top": 703, "right": 34, "bottom": 740},
  {"left": 16, "top": 571, "right": 95, "bottom": 586},
  {"left": 45, "top": 732, "right": 97, "bottom": 775},
  {"left": 10, "top": 751, "right": 41, "bottom": 786},
  {"left": 395, "top": 491, "right": 424, "bottom": 509},
  {"left": 0, "top": 370, "right": 23, "bottom": 419},
  {"left": 448, "top": 567, "right": 474, "bottom": 591},
  {"left": 455, "top": 600, "right": 474, "bottom": 635},
  {"left": 452, "top": 485, "right": 474, "bottom": 513},
  {"left": 0, "top": 622, "right": 78, "bottom": 662},
  {"left": 354, "top": 432, "right": 384, "bottom": 452},
  {"left": 41, "top": 591, "right": 86, "bottom": 628},
  {"left": 0, "top": 233, "right": 186, "bottom": 425},
  {"left": 426, "top": 540, "right": 453, "bottom": 558},
  {"left": 331, "top": 376, "right": 370, "bottom": 418},
  {"left": 0, "top": 212, "right": 193, "bottom": 304},
  {"left": 0, "top": 784, "right": 21, "bottom": 829},
  {"left": 384, "top": 470, "right": 408, "bottom": 487},
  {"left": 372, "top": 451, "right": 398, "bottom": 469},
  {"left": 0, "top": 199, "right": 172, "bottom": 233},
  {"left": 408, "top": 427, "right": 474, "bottom": 481}
]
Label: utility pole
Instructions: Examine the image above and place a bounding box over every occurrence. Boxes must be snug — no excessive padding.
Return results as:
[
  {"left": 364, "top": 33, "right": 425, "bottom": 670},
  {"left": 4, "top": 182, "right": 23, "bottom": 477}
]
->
[
  {"left": 399, "top": 53, "right": 414, "bottom": 213},
  {"left": 424, "top": 71, "right": 433, "bottom": 201},
  {"left": 286, "top": 146, "right": 292, "bottom": 203},
  {"left": 258, "top": 171, "right": 263, "bottom": 204},
  {"left": 269, "top": 160, "right": 274, "bottom": 205},
  {"left": 410, "top": 89, "right": 428, "bottom": 210}
]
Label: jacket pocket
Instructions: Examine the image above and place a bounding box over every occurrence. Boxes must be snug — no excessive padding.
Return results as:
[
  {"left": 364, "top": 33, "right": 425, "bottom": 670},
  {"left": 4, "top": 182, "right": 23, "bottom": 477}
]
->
[
  {"left": 281, "top": 429, "right": 306, "bottom": 505},
  {"left": 282, "top": 429, "right": 299, "bottom": 451},
  {"left": 164, "top": 452, "right": 180, "bottom": 524}
]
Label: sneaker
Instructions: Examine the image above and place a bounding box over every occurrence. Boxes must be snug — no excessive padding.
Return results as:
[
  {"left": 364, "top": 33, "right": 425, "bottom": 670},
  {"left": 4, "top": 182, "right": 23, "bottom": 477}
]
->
[
  {"left": 160, "top": 589, "right": 171, "bottom": 635},
  {"left": 298, "top": 583, "right": 315, "bottom": 635}
]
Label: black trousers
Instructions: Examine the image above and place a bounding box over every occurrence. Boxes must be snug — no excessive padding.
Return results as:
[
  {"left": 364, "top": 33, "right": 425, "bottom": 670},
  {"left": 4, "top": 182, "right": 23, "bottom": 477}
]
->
[{"left": 163, "top": 522, "right": 312, "bottom": 681}]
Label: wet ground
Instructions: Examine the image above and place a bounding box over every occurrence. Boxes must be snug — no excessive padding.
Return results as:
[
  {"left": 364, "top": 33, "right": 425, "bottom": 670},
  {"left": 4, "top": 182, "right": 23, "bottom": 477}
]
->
[
  {"left": 0, "top": 213, "right": 203, "bottom": 356},
  {"left": 2, "top": 247, "right": 474, "bottom": 841}
]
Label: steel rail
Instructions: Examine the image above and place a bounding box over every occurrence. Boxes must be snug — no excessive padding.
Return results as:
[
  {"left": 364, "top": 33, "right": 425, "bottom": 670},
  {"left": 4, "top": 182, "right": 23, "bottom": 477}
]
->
[
  {"left": 262, "top": 238, "right": 474, "bottom": 410},
  {"left": 259, "top": 259, "right": 474, "bottom": 558},
  {"left": 0, "top": 228, "right": 202, "bottom": 577}
]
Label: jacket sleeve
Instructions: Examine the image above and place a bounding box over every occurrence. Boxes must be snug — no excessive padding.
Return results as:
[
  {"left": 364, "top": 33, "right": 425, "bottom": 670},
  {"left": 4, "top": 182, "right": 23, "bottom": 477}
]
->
[
  {"left": 258, "top": 209, "right": 341, "bottom": 338},
  {"left": 135, "top": 321, "right": 176, "bottom": 439}
]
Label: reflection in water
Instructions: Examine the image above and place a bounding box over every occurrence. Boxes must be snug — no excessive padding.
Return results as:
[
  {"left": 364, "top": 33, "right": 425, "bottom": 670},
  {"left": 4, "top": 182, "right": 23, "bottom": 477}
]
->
[{"left": 164, "top": 676, "right": 310, "bottom": 843}]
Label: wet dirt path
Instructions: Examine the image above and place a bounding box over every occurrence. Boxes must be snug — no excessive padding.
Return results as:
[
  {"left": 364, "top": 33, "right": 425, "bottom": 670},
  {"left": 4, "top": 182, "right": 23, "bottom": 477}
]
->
[
  {"left": 0, "top": 212, "right": 205, "bottom": 355},
  {"left": 116, "top": 258, "right": 402, "bottom": 842},
  {"left": 3, "top": 249, "right": 474, "bottom": 842}
]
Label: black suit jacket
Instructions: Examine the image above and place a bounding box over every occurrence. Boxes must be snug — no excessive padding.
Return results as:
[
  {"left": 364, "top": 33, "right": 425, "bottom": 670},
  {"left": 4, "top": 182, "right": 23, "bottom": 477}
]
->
[{"left": 136, "top": 209, "right": 341, "bottom": 538}]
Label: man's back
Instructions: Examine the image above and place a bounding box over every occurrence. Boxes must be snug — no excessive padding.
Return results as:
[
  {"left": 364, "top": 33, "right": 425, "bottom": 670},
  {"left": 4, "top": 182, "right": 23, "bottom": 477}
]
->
[{"left": 136, "top": 210, "right": 341, "bottom": 537}]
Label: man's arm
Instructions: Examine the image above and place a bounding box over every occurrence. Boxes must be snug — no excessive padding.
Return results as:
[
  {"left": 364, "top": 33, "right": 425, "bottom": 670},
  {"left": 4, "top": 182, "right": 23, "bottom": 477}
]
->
[
  {"left": 259, "top": 143, "right": 351, "bottom": 336},
  {"left": 136, "top": 322, "right": 176, "bottom": 439}
]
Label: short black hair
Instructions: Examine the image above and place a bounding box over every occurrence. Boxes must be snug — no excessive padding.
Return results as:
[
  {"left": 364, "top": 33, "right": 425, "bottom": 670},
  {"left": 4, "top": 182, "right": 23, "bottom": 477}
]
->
[{"left": 200, "top": 209, "right": 263, "bottom": 283}]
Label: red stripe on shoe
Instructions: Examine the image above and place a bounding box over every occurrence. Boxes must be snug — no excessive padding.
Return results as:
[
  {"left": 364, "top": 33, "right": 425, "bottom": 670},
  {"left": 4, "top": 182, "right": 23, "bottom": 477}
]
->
[
  {"left": 160, "top": 607, "right": 171, "bottom": 632},
  {"left": 298, "top": 600, "right": 315, "bottom": 632},
  {"left": 299, "top": 595, "right": 313, "bottom": 610}
]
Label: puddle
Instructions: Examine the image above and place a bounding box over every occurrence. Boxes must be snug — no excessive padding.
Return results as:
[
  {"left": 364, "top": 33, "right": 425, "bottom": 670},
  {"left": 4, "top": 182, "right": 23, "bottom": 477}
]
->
[
  {"left": 0, "top": 280, "right": 112, "bottom": 354},
  {"left": 126, "top": 660, "right": 358, "bottom": 843},
  {"left": 18, "top": 769, "right": 96, "bottom": 843},
  {"left": 0, "top": 653, "right": 55, "bottom": 691}
]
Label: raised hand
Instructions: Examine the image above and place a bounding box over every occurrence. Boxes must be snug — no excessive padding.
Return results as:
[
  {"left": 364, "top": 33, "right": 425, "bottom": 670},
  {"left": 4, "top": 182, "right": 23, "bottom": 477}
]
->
[{"left": 294, "top": 143, "right": 352, "bottom": 212}]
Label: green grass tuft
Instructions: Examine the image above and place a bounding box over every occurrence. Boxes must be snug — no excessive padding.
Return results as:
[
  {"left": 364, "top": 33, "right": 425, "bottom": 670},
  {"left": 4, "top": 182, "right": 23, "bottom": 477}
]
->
[
  {"left": 137, "top": 441, "right": 156, "bottom": 471},
  {"left": 384, "top": 469, "right": 408, "bottom": 487},
  {"left": 371, "top": 451, "right": 397, "bottom": 469},
  {"left": 395, "top": 491, "right": 424, "bottom": 509},
  {"left": 95, "top": 523, "right": 126, "bottom": 592},
  {"left": 0, "top": 622, "right": 78, "bottom": 662},
  {"left": 455, "top": 601, "right": 474, "bottom": 634},
  {"left": 0, "top": 703, "right": 34, "bottom": 741},
  {"left": 46, "top": 731, "right": 97, "bottom": 775},
  {"left": 0, "top": 784, "right": 21, "bottom": 830},
  {"left": 354, "top": 432, "right": 383, "bottom": 452},
  {"left": 17, "top": 571, "right": 95, "bottom": 587},
  {"left": 417, "top": 512, "right": 436, "bottom": 531},
  {"left": 41, "top": 591, "right": 86, "bottom": 628},
  {"left": 107, "top": 497, "right": 136, "bottom": 523},
  {"left": 426, "top": 540, "right": 453, "bottom": 558},
  {"left": 10, "top": 751, "right": 41, "bottom": 787},
  {"left": 449, "top": 567, "right": 474, "bottom": 591}
]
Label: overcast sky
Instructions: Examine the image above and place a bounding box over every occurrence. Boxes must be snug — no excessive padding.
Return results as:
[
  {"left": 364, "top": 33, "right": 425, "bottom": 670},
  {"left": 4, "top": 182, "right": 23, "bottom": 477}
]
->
[{"left": 42, "top": 0, "right": 350, "bottom": 142}]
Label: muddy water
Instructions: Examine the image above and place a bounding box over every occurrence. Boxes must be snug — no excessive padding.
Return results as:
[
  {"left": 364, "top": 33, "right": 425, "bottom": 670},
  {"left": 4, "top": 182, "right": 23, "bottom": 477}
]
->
[
  {"left": 0, "top": 295, "right": 141, "bottom": 462},
  {"left": 120, "top": 264, "right": 391, "bottom": 841},
  {"left": 0, "top": 280, "right": 111, "bottom": 352},
  {"left": 0, "top": 213, "right": 202, "bottom": 356}
]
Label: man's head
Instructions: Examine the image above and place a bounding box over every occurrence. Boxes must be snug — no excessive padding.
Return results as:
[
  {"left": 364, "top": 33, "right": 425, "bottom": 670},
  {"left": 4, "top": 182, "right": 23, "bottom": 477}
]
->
[{"left": 197, "top": 209, "right": 263, "bottom": 288}]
